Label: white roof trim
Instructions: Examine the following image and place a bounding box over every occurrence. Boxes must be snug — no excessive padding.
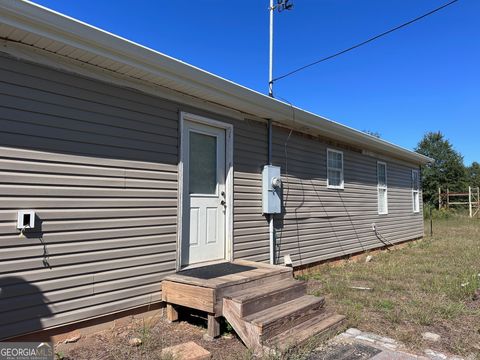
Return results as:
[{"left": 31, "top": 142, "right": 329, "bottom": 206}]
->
[{"left": 0, "top": 0, "right": 433, "bottom": 164}]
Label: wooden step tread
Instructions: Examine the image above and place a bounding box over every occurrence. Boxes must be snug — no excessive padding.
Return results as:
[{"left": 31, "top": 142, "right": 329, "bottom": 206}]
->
[
  {"left": 266, "top": 312, "right": 346, "bottom": 350},
  {"left": 244, "top": 295, "right": 325, "bottom": 328},
  {"left": 227, "top": 278, "right": 305, "bottom": 303}
]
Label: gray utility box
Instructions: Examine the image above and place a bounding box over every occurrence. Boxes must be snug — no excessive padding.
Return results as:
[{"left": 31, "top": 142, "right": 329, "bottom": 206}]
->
[{"left": 262, "top": 165, "right": 282, "bottom": 214}]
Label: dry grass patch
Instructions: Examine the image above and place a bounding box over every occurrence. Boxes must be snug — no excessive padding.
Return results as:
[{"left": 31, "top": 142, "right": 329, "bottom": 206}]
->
[{"left": 299, "top": 217, "right": 480, "bottom": 358}]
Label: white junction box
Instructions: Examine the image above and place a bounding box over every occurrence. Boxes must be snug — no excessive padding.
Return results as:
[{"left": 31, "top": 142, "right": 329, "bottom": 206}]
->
[
  {"left": 17, "top": 210, "right": 35, "bottom": 230},
  {"left": 262, "top": 165, "right": 282, "bottom": 214}
]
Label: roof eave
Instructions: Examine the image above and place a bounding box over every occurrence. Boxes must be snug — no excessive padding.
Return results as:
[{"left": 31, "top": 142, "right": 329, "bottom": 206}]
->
[{"left": 0, "top": 0, "right": 434, "bottom": 165}]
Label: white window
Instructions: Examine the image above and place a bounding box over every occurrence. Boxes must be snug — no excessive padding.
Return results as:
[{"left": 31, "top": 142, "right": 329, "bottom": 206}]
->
[
  {"left": 327, "top": 149, "right": 344, "bottom": 189},
  {"left": 412, "top": 169, "right": 420, "bottom": 213},
  {"left": 377, "top": 161, "right": 388, "bottom": 214}
]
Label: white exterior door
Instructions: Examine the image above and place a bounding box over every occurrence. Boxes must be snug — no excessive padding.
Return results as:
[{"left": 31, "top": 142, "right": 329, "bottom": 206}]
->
[{"left": 181, "top": 120, "right": 226, "bottom": 266}]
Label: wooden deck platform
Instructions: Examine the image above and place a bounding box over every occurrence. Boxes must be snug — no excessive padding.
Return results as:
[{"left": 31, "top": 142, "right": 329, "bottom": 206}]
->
[
  {"left": 162, "top": 260, "right": 344, "bottom": 353},
  {"left": 162, "top": 260, "right": 292, "bottom": 316}
]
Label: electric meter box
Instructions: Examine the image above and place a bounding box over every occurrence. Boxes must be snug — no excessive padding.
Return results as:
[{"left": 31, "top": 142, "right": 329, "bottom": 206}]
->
[{"left": 262, "top": 165, "right": 282, "bottom": 214}]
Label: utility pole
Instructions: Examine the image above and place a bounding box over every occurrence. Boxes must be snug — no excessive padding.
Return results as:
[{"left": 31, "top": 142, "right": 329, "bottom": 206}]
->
[
  {"left": 267, "top": 0, "right": 293, "bottom": 265},
  {"left": 268, "top": 0, "right": 293, "bottom": 98},
  {"left": 269, "top": 0, "right": 274, "bottom": 97}
]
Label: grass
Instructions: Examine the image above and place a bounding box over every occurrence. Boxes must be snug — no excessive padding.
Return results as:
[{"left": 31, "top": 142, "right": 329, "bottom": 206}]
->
[
  {"left": 298, "top": 217, "right": 480, "bottom": 358},
  {"left": 57, "top": 217, "right": 479, "bottom": 360}
]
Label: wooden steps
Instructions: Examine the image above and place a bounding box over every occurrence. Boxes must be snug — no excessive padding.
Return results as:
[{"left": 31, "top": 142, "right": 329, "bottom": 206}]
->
[
  {"left": 246, "top": 295, "right": 325, "bottom": 341},
  {"left": 161, "top": 260, "right": 344, "bottom": 354},
  {"left": 222, "top": 276, "right": 345, "bottom": 354},
  {"left": 225, "top": 278, "right": 307, "bottom": 317},
  {"left": 266, "top": 312, "right": 346, "bottom": 352}
]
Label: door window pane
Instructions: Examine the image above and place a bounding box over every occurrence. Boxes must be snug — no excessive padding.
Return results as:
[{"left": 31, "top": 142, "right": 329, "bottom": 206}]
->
[{"left": 189, "top": 131, "right": 217, "bottom": 194}]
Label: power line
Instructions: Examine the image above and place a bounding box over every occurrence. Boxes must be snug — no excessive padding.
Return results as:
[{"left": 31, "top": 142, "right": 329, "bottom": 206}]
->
[{"left": 271, "top": 0, "right": 460, "bottom": 83}]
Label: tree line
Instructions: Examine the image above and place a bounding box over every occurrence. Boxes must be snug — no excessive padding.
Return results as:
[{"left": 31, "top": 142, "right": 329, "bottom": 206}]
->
[{"left": 415, "top": 131, "right": 479, "bottom": 205}]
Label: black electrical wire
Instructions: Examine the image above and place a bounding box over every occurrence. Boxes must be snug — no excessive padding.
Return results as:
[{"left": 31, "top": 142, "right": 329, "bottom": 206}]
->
[{"left": 271, "top": 0, "right": 460, "bottom": 83}]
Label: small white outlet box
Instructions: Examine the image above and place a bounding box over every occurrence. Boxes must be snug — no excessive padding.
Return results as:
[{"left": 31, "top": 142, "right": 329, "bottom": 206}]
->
[
  {"left": 284, "top": 254, "right": 293, "bottom": 267},
  {"left": 17, "top": 210, "right": 35, "bottom": 230},
  {"left": 371, "top": 223, "right": 376, "bottom": 231}
]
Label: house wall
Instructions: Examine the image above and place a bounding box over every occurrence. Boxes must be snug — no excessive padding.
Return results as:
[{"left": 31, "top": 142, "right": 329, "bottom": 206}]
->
[
  {"left": 0, "top": 51, "right": 422, "bottom": 340},
  {"left": 0, "top": 51, "right": 268, "bottom": 339},
  {"left": 271, "top": 127, "right": 423, "bottom": 266}
]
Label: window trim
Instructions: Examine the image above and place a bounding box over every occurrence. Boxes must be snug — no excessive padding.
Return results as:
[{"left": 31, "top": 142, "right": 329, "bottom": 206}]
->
[
  {"left": 326, "top": 148, "right": 344, "bottom": 189},
  {"left": 377, "top": 161, "right": 388, "bottom": 215},
  {"left": 412, "top": 169, "right": 420, "bottom": 213}
]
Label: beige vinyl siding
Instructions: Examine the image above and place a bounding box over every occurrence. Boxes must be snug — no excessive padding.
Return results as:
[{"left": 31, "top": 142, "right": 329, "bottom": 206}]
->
[
  {"left": 0, "top": 52, "right": 178, "bottom": 339},
  {"left": 232, "top": 122, "right": 269, "bottom": 262},
  {"left": 0, "top": 51, "right": 270, "bottom": 339},
  {"left": 272, "top": 126, "right": 423, "bottom": 266},
  {"left": 0, "top": 49, "right": 424, "bottom": 339}
]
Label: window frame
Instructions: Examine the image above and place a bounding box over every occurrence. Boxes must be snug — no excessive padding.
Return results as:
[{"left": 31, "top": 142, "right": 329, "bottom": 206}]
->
[
  {"left": 412, "top": 169, "right": 420, "bottom": 213},
  {"left": 377, "top": 161, "right": 388, "bottom": 215},
  {"left": 326, "top": 148, "right": 344, "bottom": 190}
]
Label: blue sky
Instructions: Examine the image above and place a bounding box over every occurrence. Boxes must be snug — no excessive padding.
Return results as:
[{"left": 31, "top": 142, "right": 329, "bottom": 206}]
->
[{"left": 34, "top": 0, "right": 479, "bottom": 165}]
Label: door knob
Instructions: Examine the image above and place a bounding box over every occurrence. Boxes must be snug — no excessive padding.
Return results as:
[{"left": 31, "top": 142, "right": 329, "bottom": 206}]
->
[{"left": 220, "top": 200, "right": 226, "bottom": 206}]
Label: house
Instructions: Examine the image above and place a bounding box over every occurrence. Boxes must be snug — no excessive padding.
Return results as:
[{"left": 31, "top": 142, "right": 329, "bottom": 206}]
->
[{"left": 0, "top": 0, "right": 432, "bottom": 347}]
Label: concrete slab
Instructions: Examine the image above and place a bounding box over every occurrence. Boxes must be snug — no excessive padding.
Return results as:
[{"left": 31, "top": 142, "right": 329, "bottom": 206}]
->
[
  {"left": 161, "top": 341, "right": 211, "bottom": 360},
  {"left": 309, "top": 343, "right": 382, "bottom": 360},
  {"left": 371, "top": 349, "right": 427, "bottom": 360},
  {"left": 314, "top": 329, "right": 463, "bottom": 360}
]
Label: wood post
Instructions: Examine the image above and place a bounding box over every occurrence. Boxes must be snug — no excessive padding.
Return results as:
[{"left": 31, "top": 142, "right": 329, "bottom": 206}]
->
[
  {"left": 438, "top": 187, "right": 480, "bottom": 216},
  {"left": 167, "top": 304, "right": 220, "bottom": 340},
  {"left": 430, "top": 206, "right": 433, "bottom": 237},
  {"left": 469, "top": 186, "right": 472, "bottom": 218},
  {"left": 206, "top": 313, "right": 221, "bottom": 339},
  {"left": 166, "top": 304, "right": 179, "bottom": 323},
  {"left": 438, "top": 187, "right": 442, "bottom": 210},
  {"left": 477, "top": 187, "right": 480, "bottom": 218}
]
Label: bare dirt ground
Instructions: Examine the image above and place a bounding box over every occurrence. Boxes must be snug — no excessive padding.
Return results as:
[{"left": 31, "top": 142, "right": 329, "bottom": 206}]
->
[
  {"left": 55, "top": 310, "right": 328, "bottom": 360},
  {"left": 55, "top": 311, "right": 249, "bottom": 360}
]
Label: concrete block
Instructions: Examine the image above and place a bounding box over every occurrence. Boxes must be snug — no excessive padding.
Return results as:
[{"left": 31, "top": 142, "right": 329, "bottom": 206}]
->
[
  {"left": 345, "top": 328, "right": 363, "bottom": 336},
  {"left": 161, "top": 341, "right": 211, "bottom": 360},
  {"left": 422, "top": 332, "right": 441, "bottom": 342}
]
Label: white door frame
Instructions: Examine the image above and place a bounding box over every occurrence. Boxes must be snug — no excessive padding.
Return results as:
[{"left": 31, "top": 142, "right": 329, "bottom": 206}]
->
[{"left": 177, "top": 112, "right": 234, "bottom": 271}]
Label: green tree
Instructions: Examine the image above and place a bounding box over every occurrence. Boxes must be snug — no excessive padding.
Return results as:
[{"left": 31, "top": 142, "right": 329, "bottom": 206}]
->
[
  {"left": 468, "top": 161, "right": 480, "bottom": 188},
  {"left": 415, "top": 131, "right": 467, "bottom": 204}
]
